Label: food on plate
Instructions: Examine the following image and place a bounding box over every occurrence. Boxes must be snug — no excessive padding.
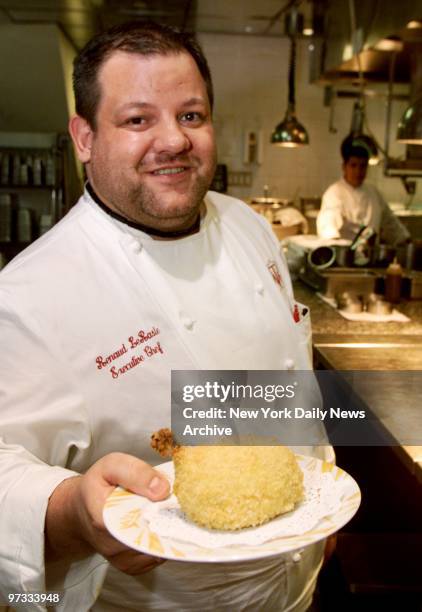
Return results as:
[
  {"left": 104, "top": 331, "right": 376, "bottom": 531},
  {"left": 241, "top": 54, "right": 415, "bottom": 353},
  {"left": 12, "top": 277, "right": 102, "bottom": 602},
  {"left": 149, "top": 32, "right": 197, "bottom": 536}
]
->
[{"left": 151, "top": 428, "right": 304, "bottom": 530}]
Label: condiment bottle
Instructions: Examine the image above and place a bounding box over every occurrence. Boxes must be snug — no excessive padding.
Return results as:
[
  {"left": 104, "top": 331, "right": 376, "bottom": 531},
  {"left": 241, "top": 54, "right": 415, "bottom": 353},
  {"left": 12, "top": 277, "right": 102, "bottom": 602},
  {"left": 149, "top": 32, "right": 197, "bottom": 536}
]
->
[{"left": 384, "top": 258, "right": 402, "bottom": 303}]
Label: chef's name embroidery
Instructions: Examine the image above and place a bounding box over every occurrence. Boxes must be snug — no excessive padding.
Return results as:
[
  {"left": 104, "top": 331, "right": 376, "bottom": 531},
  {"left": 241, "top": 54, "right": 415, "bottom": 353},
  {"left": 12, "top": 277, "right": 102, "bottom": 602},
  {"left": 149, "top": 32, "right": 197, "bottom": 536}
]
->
[{"left": 96, "top": 326, "right": 163, "bottom": 379}]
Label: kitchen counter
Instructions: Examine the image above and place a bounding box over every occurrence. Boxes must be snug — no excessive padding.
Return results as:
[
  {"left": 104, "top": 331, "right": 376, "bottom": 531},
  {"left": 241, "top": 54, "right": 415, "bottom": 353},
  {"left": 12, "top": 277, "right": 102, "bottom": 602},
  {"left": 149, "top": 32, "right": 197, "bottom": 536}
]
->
[
  {"left": 293, "top": 281, "right": 422, "bottom": 337},
  {"left": 293, "top": 281, "right": 422, "bottom": 484}
]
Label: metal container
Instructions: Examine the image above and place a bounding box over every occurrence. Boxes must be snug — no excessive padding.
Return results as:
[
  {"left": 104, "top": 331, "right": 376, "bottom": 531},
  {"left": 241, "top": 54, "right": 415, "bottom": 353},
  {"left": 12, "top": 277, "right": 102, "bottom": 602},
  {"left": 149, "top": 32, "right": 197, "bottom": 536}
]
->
[
  {"left": 407, "top": 271, "right": 422, "bottom": 299},
  {"left": 335, "top": 244, "right": 354, "bottom": 267},
  {"left": 302, "top": 267, "right": 378, "bottom": 298},
  {"left": 308, "top": 246, "right": 336, "bottom": 270},
  {"left": 365, "top": 295, "right": 393, "bottom": 315},
  {"left": 336, "top": 292, "right": 363, "bottom": 312}
]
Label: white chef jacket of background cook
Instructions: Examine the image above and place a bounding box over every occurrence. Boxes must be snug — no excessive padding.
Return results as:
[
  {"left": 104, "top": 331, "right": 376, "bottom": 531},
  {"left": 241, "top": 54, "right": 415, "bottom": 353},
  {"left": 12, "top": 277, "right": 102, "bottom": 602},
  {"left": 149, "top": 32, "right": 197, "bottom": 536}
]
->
[
  {"left": 0, "top": 189, "right": 331, "bottom": 612},
  {"left": 317, "top": 177, "right": 410, "bottom": 245}
]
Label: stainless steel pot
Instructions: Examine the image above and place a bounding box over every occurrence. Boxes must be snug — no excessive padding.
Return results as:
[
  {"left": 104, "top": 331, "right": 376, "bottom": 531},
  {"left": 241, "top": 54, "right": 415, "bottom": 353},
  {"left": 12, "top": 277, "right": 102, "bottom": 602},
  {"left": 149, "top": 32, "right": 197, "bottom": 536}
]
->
[
  {"left": 308, "top": 246, "right": 336, "bottom": 270},
  {"left": 335, "top": 244, "right": 354, "bottom": 267}
]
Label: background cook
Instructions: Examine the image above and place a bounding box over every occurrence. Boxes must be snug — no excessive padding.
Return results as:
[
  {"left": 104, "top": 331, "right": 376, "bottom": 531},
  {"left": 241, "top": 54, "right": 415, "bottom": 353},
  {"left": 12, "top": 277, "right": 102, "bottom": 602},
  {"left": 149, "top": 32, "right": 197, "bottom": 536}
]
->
[{"left": 317, "top": 135, "right": 410, "bottom": 246}]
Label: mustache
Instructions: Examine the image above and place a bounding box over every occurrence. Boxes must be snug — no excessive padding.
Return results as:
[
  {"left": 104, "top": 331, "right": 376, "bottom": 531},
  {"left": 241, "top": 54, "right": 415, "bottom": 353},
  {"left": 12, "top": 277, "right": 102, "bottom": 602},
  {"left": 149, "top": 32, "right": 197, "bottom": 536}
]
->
[{"left": 140, "top": 153, "right": 196, "bottom": 167}]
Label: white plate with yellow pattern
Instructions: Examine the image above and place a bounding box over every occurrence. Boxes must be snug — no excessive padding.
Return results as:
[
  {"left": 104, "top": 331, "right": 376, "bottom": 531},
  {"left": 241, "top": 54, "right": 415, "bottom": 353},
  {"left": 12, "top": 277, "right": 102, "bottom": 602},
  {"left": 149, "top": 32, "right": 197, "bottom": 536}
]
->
[{"left": 103, "top": 456, "right": 360, "bottom": 563}]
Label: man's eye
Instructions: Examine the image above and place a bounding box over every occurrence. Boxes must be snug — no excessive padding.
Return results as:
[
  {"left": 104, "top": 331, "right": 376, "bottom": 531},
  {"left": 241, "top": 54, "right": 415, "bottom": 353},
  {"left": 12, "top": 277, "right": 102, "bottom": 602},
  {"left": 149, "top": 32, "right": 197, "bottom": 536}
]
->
[
  {"left": 126, "top": 117, "right": 145, "bottom": 125},
  {"left": 180, "top": 112, "right": 203, "bottom": 123}
]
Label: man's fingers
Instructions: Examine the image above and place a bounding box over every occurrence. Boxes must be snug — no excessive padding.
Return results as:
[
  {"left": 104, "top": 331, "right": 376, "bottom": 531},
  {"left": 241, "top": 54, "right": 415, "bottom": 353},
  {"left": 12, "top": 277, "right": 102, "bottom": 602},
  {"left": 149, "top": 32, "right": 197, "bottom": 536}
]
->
[
  {"left": 97, "top": 452, "right": 170, "bottom": 501},
  {"left": 106, "top": 549, "right": 166, "bottom": 576}
]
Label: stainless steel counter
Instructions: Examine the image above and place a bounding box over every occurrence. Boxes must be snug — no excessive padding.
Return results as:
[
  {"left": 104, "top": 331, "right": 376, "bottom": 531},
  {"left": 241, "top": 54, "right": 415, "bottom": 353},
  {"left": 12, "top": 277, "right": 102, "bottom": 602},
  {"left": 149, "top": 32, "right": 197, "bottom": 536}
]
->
[
  {"left": 314, "top": 334, "right": 422, "bottom": 370},
  {"left": 313, "top": 338, "right": 422, "bottom": 483},
  {"left": 293, "top": 281, "right": 422, "bottom": 484}
]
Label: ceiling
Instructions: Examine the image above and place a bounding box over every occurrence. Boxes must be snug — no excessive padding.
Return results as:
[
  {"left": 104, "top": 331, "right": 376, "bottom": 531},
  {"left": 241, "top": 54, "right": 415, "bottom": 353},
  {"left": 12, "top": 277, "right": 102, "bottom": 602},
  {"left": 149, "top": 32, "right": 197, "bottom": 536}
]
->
[
  {"left": 0, "top": 0, "right": 420, "bottom": 82},
  {"left": 0, "top": 0, "right": 311, "bottom": 50}
]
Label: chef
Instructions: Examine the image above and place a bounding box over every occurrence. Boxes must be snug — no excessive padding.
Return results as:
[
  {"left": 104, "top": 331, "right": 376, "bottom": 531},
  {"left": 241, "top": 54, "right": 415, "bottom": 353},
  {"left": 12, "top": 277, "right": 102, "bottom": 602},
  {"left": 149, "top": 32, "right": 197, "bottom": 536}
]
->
[
  {"left": 0, "top": 21, "right": 331, "bottom": 611},
  {"left": 317, "top": 136, "right": 410, "bottom": 245}
]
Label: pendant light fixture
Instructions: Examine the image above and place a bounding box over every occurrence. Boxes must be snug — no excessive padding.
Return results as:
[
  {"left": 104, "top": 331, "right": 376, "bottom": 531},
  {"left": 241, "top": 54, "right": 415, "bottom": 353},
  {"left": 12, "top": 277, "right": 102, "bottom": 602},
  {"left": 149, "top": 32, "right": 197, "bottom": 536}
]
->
[
  {"left": 271, "top": 11, "right": 309, "bottom": 147},
  {"left": 397, "top": 98, "right": 422, "bottom": 144},
  {"left": 344, "top": 0, "right": 379, "bottom": 165},
  {"left": 348, "top": 100, "right": 380, "bottom": 165}
]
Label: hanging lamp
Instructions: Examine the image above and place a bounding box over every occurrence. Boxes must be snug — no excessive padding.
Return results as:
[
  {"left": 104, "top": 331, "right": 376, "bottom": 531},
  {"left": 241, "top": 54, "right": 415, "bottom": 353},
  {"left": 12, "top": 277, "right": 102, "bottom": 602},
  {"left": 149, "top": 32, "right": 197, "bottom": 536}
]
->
[
  {"left": 347, "top": 100, "right": 379, "bottom": 165},
  {"left": 271, "top": 30, "right": 309, "bottom": 147},
  {"left": 344, "top": 0, "right": 379, "bottom": 164},
  {"left": 397, "top": 97, "right": 422, "bottom": 144}
]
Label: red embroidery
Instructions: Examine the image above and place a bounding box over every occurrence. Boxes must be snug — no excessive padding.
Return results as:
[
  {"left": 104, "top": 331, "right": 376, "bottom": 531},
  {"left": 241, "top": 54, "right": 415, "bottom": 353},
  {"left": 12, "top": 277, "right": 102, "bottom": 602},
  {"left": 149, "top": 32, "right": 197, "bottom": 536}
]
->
[
  {"left": 267, "top": 261, "right": 283, "bottom": 287},
  {"left": 95, "top": 325, "right": 163, "bottom": 379},
  {"left": 128, "top": 326, "right": 159, "bottom": 349}
]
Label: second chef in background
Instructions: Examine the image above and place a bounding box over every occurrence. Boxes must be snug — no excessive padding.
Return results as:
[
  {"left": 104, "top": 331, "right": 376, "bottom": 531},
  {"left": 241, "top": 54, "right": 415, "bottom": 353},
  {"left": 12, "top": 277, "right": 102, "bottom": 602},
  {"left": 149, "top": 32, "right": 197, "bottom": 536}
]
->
[{"left": 317, "top": 135, "right": 410, "bottom": 246}]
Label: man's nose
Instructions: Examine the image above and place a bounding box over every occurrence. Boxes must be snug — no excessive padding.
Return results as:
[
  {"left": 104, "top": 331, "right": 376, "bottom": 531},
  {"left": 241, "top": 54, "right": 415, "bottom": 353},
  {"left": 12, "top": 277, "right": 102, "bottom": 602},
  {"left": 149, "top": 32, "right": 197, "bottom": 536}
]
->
[{"left": 153, "top": 119, "right": 190, "bottom": 155}]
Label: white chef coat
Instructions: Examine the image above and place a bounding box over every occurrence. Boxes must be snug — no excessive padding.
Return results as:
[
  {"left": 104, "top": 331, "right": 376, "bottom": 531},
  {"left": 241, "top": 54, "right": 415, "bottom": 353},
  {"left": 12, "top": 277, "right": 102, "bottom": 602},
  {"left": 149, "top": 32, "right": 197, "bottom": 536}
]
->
[
  {"left": 317, "top": 178, "right": 410, "bottom": 245},
  {"left": 0, "top": 189, "right": 331, "bottom": 612}
]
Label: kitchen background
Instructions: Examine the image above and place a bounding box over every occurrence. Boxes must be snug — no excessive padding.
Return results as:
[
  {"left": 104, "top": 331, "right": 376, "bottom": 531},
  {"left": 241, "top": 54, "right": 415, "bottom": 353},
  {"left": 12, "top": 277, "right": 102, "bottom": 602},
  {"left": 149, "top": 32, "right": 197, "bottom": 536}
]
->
[{"left": 0, "top": 0, "right": 421, "bottom": 263}]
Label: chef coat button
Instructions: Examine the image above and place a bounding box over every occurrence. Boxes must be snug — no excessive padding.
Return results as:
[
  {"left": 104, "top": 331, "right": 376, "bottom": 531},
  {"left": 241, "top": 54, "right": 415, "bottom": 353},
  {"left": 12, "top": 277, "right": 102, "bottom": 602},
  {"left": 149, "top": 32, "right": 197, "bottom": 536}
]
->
[
  {"left": 291, "top": 551, "right": 302, "bottom": 563},
  {"left": 126, "top": 236, "right": 142, "bottom": 252},
  {"left": 285, "top": 358, "right": 295, "bottom": 370},
  {"left": 180, "top": 315, "right": 195, "bottom": 330},
  {"left": 255, "top": 283, "right": 264, "bottom": 295}
]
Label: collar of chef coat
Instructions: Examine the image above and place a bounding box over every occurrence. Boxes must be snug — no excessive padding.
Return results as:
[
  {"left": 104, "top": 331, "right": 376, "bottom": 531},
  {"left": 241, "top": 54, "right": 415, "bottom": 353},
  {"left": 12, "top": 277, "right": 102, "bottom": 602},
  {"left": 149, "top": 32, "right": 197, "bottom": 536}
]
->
[{"left": 82, "top": 185, "right": 211, "bottom": 244}]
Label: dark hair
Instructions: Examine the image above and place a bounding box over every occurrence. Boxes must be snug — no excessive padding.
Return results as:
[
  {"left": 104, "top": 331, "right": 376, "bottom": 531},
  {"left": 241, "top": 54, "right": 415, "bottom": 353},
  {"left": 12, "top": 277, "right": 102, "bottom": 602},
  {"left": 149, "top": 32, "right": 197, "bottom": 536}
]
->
[
  {"left": 341, "top": 135, "right": 370, "bottom": 163},
  {"left": 73, "top": 20, "right": 214, "bottom": 129}
]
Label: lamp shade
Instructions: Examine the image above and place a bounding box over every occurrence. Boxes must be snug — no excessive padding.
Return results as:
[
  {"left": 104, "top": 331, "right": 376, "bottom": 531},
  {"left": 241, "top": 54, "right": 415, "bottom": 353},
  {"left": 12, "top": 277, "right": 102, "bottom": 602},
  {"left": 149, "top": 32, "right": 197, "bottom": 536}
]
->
[
  {"left": 348, "top": 101, "right": 379, "bottom": 165},
  {"left": 271, "top": 107, "right": 309, "bottom": 147},
  {"left": 351, "top": 134, "right": 379, "bottom": 165},
  {"left": 397, "top": 97, "right": 422, "bottom": 144}
]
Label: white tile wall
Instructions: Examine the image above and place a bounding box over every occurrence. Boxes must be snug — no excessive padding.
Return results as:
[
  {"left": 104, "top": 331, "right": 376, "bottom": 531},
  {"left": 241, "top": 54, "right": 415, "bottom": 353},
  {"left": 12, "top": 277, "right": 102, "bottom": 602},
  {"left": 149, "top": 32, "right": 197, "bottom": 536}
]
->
[{"left": 199, "top": 33, "right": 421, "bottom": 207}]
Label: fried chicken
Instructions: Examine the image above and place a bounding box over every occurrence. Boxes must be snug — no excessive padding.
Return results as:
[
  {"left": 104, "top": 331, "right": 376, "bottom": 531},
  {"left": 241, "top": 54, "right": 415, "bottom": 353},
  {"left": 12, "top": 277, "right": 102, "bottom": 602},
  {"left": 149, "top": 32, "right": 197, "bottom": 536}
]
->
[{"left": 151, "top": 429, "right": 303, "bottom": 530}]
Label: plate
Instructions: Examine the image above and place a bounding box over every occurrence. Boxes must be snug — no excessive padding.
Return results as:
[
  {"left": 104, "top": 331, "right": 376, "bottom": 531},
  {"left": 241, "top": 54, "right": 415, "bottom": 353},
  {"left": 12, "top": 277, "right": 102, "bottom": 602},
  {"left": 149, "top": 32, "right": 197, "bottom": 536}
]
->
[{"left": 103, "top": 456, "right": 360, "bottom": 563}]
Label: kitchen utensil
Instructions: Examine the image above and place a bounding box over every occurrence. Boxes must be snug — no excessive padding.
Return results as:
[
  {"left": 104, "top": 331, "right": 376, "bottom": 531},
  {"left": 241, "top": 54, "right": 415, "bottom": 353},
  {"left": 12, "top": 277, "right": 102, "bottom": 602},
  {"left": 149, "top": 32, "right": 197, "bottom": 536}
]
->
[
  {"left": 366, "top": 298, "right": 393, "bottom": 315},
  {"left": 335, "top": 244, "right": 354, "bottom": 267},
  {"left": 335, "top": 292, "right": 363, "bottom": 313},
  {"left": 308, "top": 246, "right": 336, "bottom": 270},
  {"left": 350, "top": 225, "right": 375, "bottom": 251},
  {"left": 406, "top": 271, "right": 422, "bottom": 299},
  {"left": 373, "top": 243, "right": 396, "bottom": 267},
  {"left": 300, "top": 267, "right": 377, "bottom": 298}
]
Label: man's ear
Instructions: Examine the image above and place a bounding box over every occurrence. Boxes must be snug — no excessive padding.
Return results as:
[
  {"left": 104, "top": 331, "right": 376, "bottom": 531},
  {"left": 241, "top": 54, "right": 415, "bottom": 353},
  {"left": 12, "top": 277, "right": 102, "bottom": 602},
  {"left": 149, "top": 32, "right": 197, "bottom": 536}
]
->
[{"left": 68, "top": 115, "right": 93, "bottom": 163}]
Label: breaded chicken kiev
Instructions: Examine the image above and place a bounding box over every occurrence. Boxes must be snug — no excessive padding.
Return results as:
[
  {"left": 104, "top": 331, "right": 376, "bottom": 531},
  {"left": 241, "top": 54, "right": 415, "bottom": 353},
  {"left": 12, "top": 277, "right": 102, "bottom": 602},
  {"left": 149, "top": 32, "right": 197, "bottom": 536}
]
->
[{"left": 151, "top": 428, "right": 304, "bottom": 530}]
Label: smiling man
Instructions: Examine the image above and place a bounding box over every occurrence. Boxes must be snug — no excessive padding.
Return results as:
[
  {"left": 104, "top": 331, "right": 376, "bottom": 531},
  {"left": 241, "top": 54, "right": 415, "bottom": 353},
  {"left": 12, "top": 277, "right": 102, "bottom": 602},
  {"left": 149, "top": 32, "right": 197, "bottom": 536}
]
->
[
  {"left": 317, "top": 135, "right": 410, "bottom": 245},
  {"left": 71, "top": 46, "right": 216, "bottom": 233},
  {"left": 0, "top": 21, "right": 331, "bottom": 612}
]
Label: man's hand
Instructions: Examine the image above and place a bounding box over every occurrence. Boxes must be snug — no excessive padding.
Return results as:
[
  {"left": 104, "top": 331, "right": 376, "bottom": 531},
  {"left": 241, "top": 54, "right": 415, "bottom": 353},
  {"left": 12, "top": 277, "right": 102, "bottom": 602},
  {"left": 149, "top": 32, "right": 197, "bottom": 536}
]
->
[{"left": 45, "top": 453, "right": 170, "bottom": 575}]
